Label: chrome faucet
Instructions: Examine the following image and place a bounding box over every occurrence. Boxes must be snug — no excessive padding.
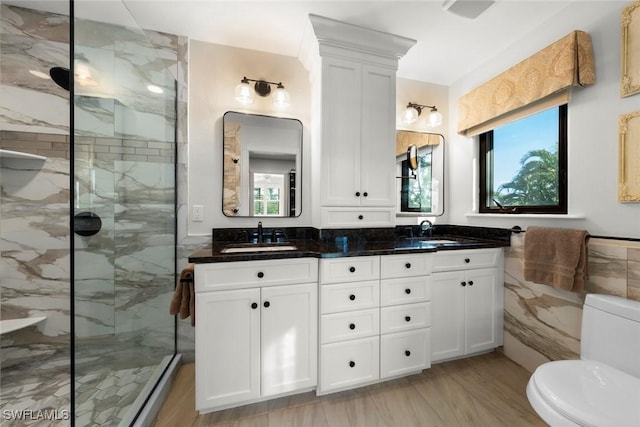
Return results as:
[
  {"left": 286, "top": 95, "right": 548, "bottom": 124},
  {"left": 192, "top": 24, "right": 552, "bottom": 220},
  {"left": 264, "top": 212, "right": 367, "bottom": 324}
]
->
[
  {"left": 256, "top": 221, "right": 264, "bottom": 243},
  {"left": 418, "top": 219, "right": 433, "bottom": 237}
]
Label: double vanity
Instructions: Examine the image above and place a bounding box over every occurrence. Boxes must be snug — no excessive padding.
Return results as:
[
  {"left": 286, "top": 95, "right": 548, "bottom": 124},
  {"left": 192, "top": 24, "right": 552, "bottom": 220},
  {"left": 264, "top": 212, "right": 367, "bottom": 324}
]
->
[{"left": 190, "top": 227, "right": 508, "bottom": 413}]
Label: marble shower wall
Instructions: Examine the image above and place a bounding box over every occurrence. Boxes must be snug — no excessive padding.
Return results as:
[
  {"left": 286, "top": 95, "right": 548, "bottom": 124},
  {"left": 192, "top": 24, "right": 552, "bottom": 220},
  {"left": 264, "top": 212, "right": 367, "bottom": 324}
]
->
[{"left": 503, "top": 233, "right": 640, "bottom": 373}]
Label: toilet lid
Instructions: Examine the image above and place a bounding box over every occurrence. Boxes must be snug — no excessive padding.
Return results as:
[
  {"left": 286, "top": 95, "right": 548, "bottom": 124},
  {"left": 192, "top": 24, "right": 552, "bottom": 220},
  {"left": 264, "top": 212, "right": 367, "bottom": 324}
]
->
[{"left": 533, "top": 360, "right": 640, "bottom": 427}]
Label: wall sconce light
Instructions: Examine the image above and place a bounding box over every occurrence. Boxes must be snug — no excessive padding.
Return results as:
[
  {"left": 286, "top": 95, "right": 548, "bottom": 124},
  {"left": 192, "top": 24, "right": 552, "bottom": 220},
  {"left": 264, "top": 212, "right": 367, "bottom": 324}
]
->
[
  {"left": 234, "top": 76, "right": 290, "bottom": 108},
  {"left": 402, "top": 102, "right": 443, "bottom": 127}
]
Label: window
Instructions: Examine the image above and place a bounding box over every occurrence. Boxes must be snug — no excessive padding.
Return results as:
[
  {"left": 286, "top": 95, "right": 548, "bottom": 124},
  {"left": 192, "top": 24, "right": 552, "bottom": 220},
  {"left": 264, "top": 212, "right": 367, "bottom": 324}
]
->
[
  {"left": 252, "top": 173, "right": 285, "bottom": 216},
  {"left": 479, "top": 105, "right": 567, "bottom": 214},
  {"left": 400, "top": 150, "right": 433, "bottom": 212}
]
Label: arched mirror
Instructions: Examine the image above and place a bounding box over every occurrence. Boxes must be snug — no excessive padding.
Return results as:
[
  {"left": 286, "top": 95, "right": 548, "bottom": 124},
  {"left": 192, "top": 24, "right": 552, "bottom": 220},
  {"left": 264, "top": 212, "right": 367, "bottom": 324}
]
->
[
  {"left": 222, "top": 112, "right": 302, "bottom": 217},
  {"left": 396, "top": 130, "right": 444, "bottom": 215}
]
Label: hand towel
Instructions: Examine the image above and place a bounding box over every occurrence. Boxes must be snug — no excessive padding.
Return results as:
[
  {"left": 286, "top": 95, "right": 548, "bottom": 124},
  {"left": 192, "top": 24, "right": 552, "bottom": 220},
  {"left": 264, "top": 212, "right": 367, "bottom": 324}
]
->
[
  {"left": 524, "top": 226, "right": 589, "bottom": 292},
  {"left": 170, "top": 263, "right": 196, "bottom": 326}
]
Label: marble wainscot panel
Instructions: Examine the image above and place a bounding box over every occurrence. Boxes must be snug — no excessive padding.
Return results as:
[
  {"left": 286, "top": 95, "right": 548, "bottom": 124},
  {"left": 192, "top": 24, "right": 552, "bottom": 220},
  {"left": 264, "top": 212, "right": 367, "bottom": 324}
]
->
[
  {"left": 503, "top": 233, "right": 640, "bottom": 373},
  {"left": 0, "top": 134, "right": 71, "bottom": 426}
]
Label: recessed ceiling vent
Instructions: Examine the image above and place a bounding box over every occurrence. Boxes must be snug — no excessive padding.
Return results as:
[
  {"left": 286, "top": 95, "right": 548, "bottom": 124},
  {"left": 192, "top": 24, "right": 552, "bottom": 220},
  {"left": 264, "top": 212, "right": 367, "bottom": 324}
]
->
[{"left": 442, "top": 0, "right": 496, "bottom": 19}]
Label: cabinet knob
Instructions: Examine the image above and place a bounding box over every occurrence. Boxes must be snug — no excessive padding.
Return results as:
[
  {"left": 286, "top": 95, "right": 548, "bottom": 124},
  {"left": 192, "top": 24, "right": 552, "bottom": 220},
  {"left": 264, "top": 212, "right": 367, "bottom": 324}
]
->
[
  {"left": 464, "top": 258, "right": 470, "bottom": 263},
  {"left": 355, "top": 192, "right": 361, "bottom": 197},
  {"left": 257, "top": 271, "right": 264, "bottom": 278},
  {"left": 405, "top": 316, "right": 411, "bottom": 322},
  {"left": 358, "top": 215, "right": 364, "bottom": 220},
  {"left": 349, "top": 361, "right": 356, "bottom": 368},
  {"left": 468, "top": 280, "right": 474, "bottom": 286},
  {"left": 349, "top": 294, "right": 356, "bottom": 301},
  {"left": 263, "top": 301, "right": 270, "bottom": 308},
  {"left": 405, "top": 350, "right": 411, "bottom": 357},
  {"left": 405, "top": 262, "right": 411, "bottom": 269},
  {"left": 251, "top": 302, "right": 258, "bottom": 309},
  {"left": 363, "top": 192, "right": 368, "bottom": 197},
  {"left": 405, "top": 288, "right": 411, "bottom": 294},
  {"left": 349, "top": 323, "right": 356, "bottom": 330},
  {"left": 461, "top": 281, "right": 467, "bottom": 287},
  {"left": 349, "top": 266, "right": 356, "bottom": 273}
]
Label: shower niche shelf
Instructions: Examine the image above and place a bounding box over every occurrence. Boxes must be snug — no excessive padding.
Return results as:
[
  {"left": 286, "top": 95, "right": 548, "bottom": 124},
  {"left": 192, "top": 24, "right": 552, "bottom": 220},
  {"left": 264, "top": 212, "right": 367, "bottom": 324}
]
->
[
  {"left": 0, "top": 316, "right": 46, "bottom": 335},
  {"left": 0, "top": 149, "right": 47, "bottom": 167}
]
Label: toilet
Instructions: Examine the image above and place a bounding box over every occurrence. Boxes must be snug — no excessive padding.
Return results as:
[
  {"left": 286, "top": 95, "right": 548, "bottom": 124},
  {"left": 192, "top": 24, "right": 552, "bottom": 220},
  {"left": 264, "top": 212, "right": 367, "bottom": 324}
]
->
[{"left": 526, "top": 294, "right": 640, "bottom": 426}]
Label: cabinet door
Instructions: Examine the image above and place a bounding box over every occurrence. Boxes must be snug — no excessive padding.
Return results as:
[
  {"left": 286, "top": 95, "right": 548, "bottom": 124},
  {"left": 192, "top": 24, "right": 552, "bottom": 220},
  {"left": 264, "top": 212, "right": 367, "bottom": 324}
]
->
[
  {"left": 464, "top": 268, "right": 499, "bottom": 354},
  {"left": 195, "top": 288, "right": 260, "bottom": 410},
  {"left": 321, "top": 57, "right": 362, "bottom": 206},
  {"left": 261, "top": 283, "right": 318, "bottom": 396},
  {"left": 360, "top": 64, "right": 396, "bottom": 207},
  {"left": 430, "top": 271, "right": 465, "bottom": 362}
]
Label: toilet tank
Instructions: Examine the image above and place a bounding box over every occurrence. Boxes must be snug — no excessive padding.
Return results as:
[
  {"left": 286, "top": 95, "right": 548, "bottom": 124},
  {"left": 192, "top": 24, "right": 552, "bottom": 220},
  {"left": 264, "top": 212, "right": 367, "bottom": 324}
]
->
[{"left": 581, "top": 294, "right": 640, "bottom": 378}]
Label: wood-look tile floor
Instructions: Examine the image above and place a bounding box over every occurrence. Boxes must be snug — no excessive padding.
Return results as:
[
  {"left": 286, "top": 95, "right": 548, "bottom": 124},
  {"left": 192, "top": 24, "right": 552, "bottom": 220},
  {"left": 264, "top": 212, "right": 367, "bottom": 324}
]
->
[{"left": 152, "top": 352, "right": 546, "bottom": 427}]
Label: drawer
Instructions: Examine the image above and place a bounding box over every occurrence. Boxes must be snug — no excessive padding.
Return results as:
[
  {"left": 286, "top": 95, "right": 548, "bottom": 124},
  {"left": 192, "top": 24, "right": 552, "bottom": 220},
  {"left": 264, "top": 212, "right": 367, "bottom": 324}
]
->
[
  {"left": 380, "top": 328, "right": 430, "bottom": 379},
  {"left": 380, "top": 276, "right": 431, "bottom": 306},
  {"left": 321, "top": 308, "right": 379, "bottom": 344},
  {"left": 321, "top": 207, "right": 395, "bottom": 228},
  {"left": 321, "top": 280, "right": 380, "bottom": 314},
  {"left": 380, "top": 302, "right": 431, "bottom": 334},
  {"left": 320, "top": 336, "right": 379, "bottom": 393},
  {"left": 320, "top": 256, "right": 380, "bottom": 284},
  {"left": 432, "top": 248, "right": 502, "bottom": 272},
  {"left": 380, "top": 253, "right": 433, "bottom": 278},
  {"left": 195, "top": 258, "right": 318, "bottom": 292}
]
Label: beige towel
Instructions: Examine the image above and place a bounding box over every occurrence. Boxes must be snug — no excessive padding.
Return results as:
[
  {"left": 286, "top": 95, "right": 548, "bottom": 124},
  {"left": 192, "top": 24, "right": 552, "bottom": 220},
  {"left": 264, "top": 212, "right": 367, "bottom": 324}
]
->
[
  {"left": 170, "top": 263, "right": 196, "bottom": 326},
  {"left": 524, "top": 227, "right": 589, "bottom": 292}
]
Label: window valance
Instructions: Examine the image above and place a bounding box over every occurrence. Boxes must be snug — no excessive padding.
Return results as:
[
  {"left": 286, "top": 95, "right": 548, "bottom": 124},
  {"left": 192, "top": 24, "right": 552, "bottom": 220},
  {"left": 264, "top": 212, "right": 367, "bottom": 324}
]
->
[
  {"left": 457, "top": 30, "right": 596, "bottom": 137},
  {"left": 395, "top": 130, "right": 440, "bottom": 156}
]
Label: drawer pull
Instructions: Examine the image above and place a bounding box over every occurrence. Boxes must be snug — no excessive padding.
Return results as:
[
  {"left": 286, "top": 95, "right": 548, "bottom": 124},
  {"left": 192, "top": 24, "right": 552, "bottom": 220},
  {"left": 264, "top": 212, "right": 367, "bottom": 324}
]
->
[
  {"left": 263, "top": 301, "right": 270, "bottom": 308},
  {"left": 349, "top": 266, "right": 356, "bottom": 273},
  {"left": 405, "top": 288, "right": 411, "bottom": 294},
  {"left": 405, "top": 316, "right": 411, "bottom": 322},
  {"left": 464, "top": 258, "right": 470, "bottom": 263},
  {"left": 349, "top": 323, "right": 356, "bottom": 330},
  {"left": 461, "top": 281, "right": 467, "bottom": 287},
  {"left": 349, "top": 294, "right": 356, "bottom": 301},
  {"left": 405, "top": 350, "right": 411, "bottom": 357},
  {"left": 349, "top": 361, "right": 356, "bottom": 368},
  {"left": 251, "top": 302, "right": 258, "bottom": 309},
  {"left": 468, "top": 280, "right": 474, "bottom": 286},
  {"left": 257, "top": 271, "right": 264, "bottom": 278},
  {"left": 358, "top": 215, "right": 364, "bottom": 220},
  {"left": 405, "top": 262, "right": 411, "bottom": 269}
]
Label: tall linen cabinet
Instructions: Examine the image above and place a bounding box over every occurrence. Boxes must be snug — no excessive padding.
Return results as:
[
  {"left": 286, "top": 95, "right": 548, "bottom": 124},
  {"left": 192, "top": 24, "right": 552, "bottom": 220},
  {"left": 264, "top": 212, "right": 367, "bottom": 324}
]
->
[{"left": 303, "top": 14, "right": 416, "bottom": 228}]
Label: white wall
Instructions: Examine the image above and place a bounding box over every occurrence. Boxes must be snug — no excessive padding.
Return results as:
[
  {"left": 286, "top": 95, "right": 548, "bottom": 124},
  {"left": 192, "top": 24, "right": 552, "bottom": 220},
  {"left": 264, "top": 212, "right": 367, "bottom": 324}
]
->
[
  {"left": 447, "top": 1, "right": 639, "bottom": 239},
  {"left": 188, "top": 41, "right": 311, "bottom": 235}
]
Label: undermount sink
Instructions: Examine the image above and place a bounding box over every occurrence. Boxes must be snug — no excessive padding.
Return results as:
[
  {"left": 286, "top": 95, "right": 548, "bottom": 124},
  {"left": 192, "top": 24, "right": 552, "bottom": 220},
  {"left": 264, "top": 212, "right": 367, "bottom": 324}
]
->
[
  {"left": 419, "top": 239, "right": 460, "bottom": 244},
  {"left": 221, "top": 244, "right": 297, "bottom": 254}
]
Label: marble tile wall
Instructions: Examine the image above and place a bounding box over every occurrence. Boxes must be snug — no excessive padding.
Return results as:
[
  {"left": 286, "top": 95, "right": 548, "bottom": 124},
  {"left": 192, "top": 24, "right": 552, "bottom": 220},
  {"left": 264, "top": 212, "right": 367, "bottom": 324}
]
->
[{"left": 503, "top": 233, "right": 640, "bottom": 373}]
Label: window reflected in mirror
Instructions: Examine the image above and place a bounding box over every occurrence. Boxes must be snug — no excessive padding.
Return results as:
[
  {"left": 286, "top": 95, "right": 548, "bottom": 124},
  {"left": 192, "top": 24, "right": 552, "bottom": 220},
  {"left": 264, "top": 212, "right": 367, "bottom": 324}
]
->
[
  {"left": 396, "top": 131, "right": 444, "bottom": 215},
  {"left": 223, "top": 111, "right": 302, "bottom": 217}
]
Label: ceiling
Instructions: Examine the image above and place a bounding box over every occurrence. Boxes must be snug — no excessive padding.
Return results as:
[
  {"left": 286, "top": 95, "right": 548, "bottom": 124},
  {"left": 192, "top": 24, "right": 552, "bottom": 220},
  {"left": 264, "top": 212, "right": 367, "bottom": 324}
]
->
[{"left": 9, "top": 1, "right": 582, "bottom": 86}]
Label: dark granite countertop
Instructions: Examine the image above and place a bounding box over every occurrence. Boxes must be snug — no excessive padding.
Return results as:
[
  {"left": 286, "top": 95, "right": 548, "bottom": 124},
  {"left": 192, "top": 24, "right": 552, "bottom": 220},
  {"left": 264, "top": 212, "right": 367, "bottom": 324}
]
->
[{"left": 188, "top": 229, "right": 510, "bottom": 264}]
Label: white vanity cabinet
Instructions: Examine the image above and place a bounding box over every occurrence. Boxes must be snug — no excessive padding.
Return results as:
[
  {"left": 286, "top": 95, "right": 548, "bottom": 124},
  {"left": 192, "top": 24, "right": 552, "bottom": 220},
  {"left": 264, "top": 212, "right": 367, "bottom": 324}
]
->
[
  {"left": 195, "top": 258, "right": 318, "bottom": 412},
  {"left": 430, "top": 248, "right": 504, "bottom": 363},
  {"left": 379, "top": 253, "right": 433, "bottom": 378},
  {"left": 318, "top": 253, "right": 432, "bottom": 394},
  {"left": 318, "top": 256, "right": 381, "bottom": 394},
  {"left": 307, "top": 14, "right": 415, "bottom": 228}
]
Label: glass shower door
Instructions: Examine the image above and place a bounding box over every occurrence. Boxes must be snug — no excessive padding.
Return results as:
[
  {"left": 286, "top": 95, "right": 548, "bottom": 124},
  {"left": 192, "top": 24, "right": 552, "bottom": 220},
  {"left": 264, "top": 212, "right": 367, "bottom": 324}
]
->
[{"left": 72, "top": 2, "right": 177, "bottom": 425}]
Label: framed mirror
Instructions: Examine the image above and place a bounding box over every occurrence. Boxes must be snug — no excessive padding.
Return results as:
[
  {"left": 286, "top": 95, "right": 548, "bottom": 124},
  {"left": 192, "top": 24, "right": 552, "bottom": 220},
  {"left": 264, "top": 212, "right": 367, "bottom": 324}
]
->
[
  {"left": 396, "top": 130, "right": 445, "bottom": 215},
  {"left": 223, "top": 112, "right": 303, "bottom": 217}
]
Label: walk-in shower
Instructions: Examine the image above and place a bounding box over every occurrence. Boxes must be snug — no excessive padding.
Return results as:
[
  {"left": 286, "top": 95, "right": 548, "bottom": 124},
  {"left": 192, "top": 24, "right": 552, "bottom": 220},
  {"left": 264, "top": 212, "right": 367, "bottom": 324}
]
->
[{"left": 1, "top": 1, "right": 180, "bottom": 425}]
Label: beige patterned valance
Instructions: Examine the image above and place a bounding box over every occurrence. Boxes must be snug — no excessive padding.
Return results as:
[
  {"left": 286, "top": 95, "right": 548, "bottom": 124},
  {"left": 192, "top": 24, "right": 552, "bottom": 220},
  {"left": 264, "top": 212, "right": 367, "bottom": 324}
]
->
[
  {"left": 395, "top": 131, "right": 440, "bottom": 156},
  {"left": 458, "top": 30, "right": 596, "bottom": 136}
]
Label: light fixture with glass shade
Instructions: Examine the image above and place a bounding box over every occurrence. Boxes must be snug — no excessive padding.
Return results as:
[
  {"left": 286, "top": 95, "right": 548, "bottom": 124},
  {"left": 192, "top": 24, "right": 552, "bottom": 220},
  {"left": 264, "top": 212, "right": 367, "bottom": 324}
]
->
[
  {"left": 234, "top": 76, "right": 290, "bottom": 108},
  {"left": 402, "top": 102, "right": 443, "bottom": 127}
]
